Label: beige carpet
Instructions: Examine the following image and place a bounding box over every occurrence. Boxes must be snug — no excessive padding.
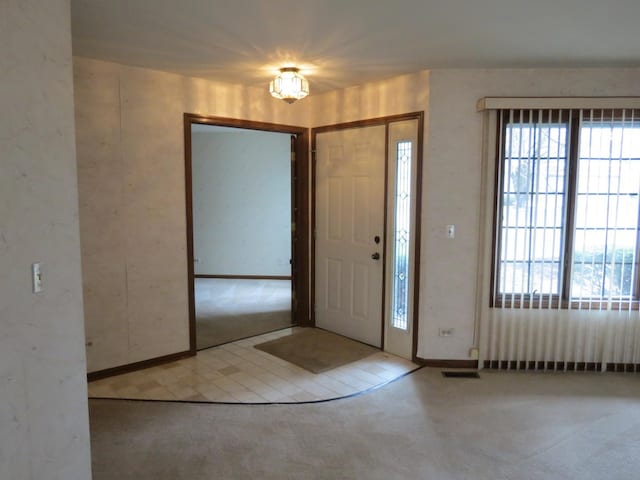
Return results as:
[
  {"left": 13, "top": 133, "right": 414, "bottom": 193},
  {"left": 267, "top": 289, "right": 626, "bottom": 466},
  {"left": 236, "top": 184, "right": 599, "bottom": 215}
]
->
[
  {"left": 195, "top": 278, "right": 292, "bottom": 349},
  {"left": 196, "top": 312, "right": 292, "bottom": 349},
  {"left": 88, "top": 368, "right": 640, "bottom": 480},
  {"left": 254, "top": 328, "right": 378, "bottom": 373}
]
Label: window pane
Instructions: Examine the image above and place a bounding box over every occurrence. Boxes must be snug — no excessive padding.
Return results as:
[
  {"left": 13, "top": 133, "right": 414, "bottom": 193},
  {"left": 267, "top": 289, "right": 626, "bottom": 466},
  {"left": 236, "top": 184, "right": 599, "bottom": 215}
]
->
[
  {"left": 498, "top": 121, "right": 567, "bottom": 295},
  {"left": 570, "top": 120, "right": 640, "bottom": 299},
  {"left": 500, "top": 261, "right": 561, "bottom": 295},
  {"left": 577, "top": 158, "right": 640, "bottom": 195},
  {"left": 502, "top": 198, "right": 564, "bottom": 227},
  {"left": 391, "top": 141, "right": 412, "bottom": 330},
  {"left": 574, "top": 194, "right": 640, "bottom": 229},
  {"left": 530, "top": 261, "right": 562, "bottom": 294},
  {"left": 571, "top": 262, "right": 606, "bottom": 298},
  {"left": 535, "top": 159, "right": 566, "bottom": 193},
  {"left": 580, "top": 119, "right": 640, "bottom": 159},
  {"left": 505, "top": 124, "right": 567, "bottom": 159}
]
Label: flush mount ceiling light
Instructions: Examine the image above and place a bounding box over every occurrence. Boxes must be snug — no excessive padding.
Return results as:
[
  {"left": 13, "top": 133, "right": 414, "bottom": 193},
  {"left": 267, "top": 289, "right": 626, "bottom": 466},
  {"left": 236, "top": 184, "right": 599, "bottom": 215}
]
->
[{"left": 269, "top": 67, "right": 309, "bottom": 104}]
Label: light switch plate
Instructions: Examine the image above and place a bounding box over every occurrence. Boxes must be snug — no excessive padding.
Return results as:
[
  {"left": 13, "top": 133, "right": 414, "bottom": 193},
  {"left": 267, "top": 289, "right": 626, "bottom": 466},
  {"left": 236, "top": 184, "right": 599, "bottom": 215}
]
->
[
  {"left": 32, "top": 263, "right": 43, "bottom": 293},
  {"left": 447, "top": 224, "right": 455, "bottom": 239}
]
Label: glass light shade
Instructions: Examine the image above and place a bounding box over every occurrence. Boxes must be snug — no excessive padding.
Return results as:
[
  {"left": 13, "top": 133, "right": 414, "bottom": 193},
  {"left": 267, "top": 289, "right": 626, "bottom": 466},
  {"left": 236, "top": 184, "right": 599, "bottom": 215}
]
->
[{"left": 269, "top": 67, "right": 309, "bottom": 104}]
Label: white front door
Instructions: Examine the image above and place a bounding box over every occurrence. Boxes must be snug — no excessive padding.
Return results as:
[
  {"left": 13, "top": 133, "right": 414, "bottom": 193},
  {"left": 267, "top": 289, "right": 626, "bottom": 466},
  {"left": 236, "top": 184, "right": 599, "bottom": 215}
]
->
[{"left": 315, "top": 125, "right": 386, "bottom": 347}]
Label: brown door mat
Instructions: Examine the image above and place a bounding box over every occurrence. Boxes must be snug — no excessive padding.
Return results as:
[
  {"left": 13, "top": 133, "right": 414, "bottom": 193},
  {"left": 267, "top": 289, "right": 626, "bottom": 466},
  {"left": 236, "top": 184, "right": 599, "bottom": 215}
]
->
[{"left": 254, "top": 328, "right": 379, "bottom": 373}]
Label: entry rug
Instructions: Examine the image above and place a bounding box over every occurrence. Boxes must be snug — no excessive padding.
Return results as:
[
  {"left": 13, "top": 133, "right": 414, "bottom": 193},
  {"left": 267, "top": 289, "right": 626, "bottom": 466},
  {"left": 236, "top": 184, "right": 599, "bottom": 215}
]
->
[{"left": 254, "top": 328, "right": 378, "bottom": 373}]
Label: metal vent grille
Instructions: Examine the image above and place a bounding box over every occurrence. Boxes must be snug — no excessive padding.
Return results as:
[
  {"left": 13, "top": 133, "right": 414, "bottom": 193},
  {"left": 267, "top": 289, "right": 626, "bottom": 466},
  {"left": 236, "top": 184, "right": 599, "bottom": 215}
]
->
[{"left": 441, "top": 371, "right": 480, "bottom": 379}]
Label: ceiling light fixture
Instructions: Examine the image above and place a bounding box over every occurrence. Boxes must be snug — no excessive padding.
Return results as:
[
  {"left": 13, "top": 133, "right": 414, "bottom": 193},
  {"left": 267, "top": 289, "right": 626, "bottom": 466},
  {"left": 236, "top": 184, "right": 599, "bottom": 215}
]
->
[{"left": 269, "top": 67, "right": 309, "bottom": 104}]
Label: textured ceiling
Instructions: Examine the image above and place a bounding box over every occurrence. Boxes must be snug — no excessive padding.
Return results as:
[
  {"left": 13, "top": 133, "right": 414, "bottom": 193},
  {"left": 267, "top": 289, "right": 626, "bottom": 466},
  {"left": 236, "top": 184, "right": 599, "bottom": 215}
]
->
[{"left": 71, "top": 0, "right": 640, "bottom": 95}]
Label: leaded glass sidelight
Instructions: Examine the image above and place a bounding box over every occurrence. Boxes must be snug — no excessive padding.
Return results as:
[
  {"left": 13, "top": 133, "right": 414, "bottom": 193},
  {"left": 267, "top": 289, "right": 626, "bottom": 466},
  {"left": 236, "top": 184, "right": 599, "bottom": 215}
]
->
[{"left": 391, "top": 141, "right": 412, "bottom": 330}]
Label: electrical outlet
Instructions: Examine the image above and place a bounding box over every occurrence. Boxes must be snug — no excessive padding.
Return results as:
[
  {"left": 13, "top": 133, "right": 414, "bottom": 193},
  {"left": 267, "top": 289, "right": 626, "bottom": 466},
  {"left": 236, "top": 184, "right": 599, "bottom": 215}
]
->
[
  {"left": 438, "top": 328, "right": 454, "bottom": 337},
  {"left": 469, "top": 347, "right": 479, "bottom": 360}
]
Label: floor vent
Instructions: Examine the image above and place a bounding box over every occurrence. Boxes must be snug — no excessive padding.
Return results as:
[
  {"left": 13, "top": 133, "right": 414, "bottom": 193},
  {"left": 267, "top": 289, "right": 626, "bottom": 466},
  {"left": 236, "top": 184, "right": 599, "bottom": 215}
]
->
[{"left": 441, "top": 371, "right": 480, "bottom": 379}]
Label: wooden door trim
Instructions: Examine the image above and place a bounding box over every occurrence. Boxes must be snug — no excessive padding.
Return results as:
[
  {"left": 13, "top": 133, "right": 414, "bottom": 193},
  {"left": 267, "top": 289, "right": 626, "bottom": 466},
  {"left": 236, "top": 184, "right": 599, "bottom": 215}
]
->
[
  {"left": 311, "top": 112, "right": 424, "bottom": 361},
  {"left": 184, "top": 114, "right": 311, "bottom": 354},
  {"left": 381, "top": 123, "right": 390, "bottom": 350}
]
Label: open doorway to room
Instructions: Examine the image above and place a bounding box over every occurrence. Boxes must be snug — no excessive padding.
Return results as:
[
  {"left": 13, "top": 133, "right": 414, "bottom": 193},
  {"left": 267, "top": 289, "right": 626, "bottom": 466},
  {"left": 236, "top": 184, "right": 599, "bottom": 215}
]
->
[
  {"left": 184, "top": 115, "right": 311, "bottom": 351},
  {"left": 191, "top": 124, "right": 291, "bottom": 348}
]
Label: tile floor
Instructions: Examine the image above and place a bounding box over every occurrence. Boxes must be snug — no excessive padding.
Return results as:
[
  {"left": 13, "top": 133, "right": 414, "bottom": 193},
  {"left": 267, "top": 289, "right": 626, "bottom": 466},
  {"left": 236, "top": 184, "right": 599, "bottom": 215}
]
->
[{"left": 88, "top": 328, "right": 418, "bottom": 403}]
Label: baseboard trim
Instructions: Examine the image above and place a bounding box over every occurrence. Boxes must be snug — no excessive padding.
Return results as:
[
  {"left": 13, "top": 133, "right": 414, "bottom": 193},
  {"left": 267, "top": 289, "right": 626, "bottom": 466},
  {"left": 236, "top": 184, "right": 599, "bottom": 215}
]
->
[
  {"left": 483, "top": 360, "right": 640, "bottom": 372},
  {"left": 414, "top": 357, "right": 479, "bottom": 369},
  {"left": 87, "top": 349, "right": 195, "bottom": 382},
  {"left": 195, "top": 274, "right": 292, "bottom": 280}
]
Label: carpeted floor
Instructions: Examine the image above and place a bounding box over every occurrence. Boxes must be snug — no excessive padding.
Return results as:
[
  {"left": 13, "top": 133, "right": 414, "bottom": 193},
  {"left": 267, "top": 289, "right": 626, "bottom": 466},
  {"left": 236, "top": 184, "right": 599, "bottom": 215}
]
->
[
  {"left": 88, "top": 368, "right": 640, "bottom": 480},
  {"left": 195, "top": 278, "right": 293, "bottom": 349},
  {"left": 254, "top": 328, "right": 379, "bottom": 373}
]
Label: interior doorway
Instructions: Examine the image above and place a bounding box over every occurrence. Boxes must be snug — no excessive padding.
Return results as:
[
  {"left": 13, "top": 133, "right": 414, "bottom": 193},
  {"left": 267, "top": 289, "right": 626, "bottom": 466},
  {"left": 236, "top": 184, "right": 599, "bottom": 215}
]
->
[
  {"left": 184, "top": 115, "right": 311, "bottom": 352},
  {"left": 312, "top": 113, "right": 424, "bottom": 360}
]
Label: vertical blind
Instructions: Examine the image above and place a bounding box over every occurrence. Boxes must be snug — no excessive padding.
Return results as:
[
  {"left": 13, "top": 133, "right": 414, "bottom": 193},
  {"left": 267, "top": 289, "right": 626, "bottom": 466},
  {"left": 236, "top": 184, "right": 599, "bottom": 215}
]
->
[{"left": 485, "top": 108, "right": 640, "bottom": 371}]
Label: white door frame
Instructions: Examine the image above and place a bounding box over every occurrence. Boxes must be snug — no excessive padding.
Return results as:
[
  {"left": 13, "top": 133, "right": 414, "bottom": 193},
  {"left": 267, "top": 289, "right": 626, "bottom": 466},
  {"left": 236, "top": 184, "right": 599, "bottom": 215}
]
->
[{"left": 311, "top": 112, "right": 424, "bottom": 360}]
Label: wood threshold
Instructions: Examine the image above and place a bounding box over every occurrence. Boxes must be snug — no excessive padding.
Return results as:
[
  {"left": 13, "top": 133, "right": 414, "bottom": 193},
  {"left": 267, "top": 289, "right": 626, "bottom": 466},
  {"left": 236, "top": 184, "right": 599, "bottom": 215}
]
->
[
  {"left": 87, "top": 349, "right": 194, "bottom": 382},
  {"left": 195, "top": 274, "right": 292, "bottom": 280}
]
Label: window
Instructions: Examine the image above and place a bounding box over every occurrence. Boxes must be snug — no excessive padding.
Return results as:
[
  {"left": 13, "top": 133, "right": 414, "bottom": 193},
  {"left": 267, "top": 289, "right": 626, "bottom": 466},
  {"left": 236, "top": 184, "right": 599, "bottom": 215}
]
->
[
  {"left": 493, "top": 109, "right": 640, "bottom": 308},
  {"left": 390, "top": 140, "right": 412, "bottom": 329}
]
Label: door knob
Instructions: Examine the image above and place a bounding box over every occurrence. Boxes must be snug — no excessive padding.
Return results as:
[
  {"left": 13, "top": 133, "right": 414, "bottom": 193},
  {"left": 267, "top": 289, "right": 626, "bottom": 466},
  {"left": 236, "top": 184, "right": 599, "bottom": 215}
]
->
[{"left": 371, "top": 252, "right": 380, "bottom": 260}]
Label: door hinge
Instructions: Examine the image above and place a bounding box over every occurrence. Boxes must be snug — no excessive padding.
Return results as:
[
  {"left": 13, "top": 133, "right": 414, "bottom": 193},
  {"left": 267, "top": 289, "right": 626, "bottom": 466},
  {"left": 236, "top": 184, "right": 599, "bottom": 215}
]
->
[{"left": 291, "top": 222, "right": 296, "bottom": 232}]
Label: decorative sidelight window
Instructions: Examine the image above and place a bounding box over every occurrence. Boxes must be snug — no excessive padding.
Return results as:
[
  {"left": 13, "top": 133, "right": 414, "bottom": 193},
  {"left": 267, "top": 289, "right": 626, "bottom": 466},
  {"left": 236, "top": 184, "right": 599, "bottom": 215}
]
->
[
  {"left": 493, "top": 109, "right": 640, "bottom": 308},
  {"left": 391, "top": 141, "right": 412, "bottom": 329}
]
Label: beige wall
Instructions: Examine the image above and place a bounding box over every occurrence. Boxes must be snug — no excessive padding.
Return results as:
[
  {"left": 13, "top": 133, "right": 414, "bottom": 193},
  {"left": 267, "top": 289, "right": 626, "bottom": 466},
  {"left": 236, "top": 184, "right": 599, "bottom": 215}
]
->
[
  {"left": 75, "top": 56, "right": 640, "bottom": 371},
  {"left": 423, "top": 68, "right": 640, "bottom": 360},
  {"left": 311, "top": 67, "right": 640, "bottom": 361},
  {"left": 0, "top": 1, "right": 92, "bottom": 479},
  {"left": 192, "top": 130, "right": 292, "bottom": 276},
  {"left": 74, "top": 57, "right": 308, "bottom": 372},
  {"left": 310, "top": 71, "right": 430, "bottom": 127}
]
